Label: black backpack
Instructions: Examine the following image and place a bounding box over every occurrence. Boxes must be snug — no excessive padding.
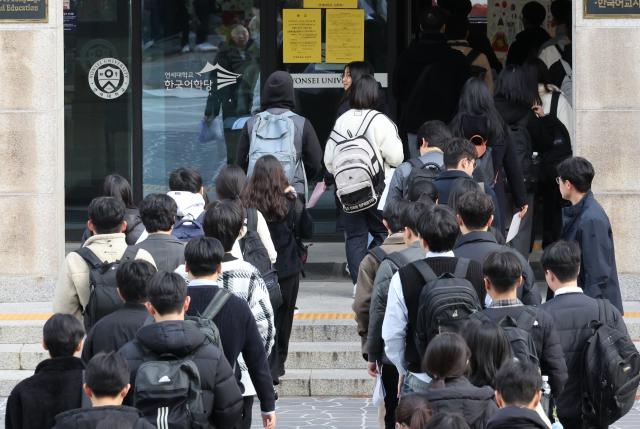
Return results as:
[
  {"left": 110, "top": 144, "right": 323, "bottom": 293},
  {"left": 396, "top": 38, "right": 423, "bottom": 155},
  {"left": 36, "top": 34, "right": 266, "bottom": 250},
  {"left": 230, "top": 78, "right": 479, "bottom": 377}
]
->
[
  {"left": 405, "top": 158, "right": 441, "bottom": 197},
  {"left": 483, "top": 307, "right": 540, "bottom": 367},
  {"left": 76, "top": 246, "right": 137, "bottom": 331},
  {"left": 540, "top": 92, "right": 573, "bottom": 181},
  {"left": 582, "top": 299, "right": 640, "bottom": 426},
  {"left": 172, "top": 213, "right": 205, "bottom": 243},
  {"left": 509, "top": 115, "right": 539, "bottom": 191},
  {"left": 240, "top": 208, "right": 283, "bottom": 310},
  {"left": 413, "top": 259, "right": 482, "bottom": 357}
]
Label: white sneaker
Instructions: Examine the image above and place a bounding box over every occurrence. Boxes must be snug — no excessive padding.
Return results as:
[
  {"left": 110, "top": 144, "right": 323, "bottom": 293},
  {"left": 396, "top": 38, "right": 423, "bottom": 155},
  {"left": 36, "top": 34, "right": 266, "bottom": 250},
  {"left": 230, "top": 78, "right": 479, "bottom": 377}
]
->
[
  {"left": 181, "top": 44, "right": 191, "bottom": 53},
  {"left": 352, "top": 284, "right": 357, "bottom": 298},
  {"left": 195, "top": 42, "right": 217, "bottom": 52}
]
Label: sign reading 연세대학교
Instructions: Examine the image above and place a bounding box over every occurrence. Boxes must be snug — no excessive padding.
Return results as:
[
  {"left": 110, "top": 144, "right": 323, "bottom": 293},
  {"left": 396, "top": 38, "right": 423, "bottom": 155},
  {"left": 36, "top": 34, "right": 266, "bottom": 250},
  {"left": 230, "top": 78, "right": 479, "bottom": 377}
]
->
[
  {"left": 585, "top": 0, "right": 640, "bottom": 17},
  {"left": 0, "top": 0, "right": 48, "bottom": 23}
]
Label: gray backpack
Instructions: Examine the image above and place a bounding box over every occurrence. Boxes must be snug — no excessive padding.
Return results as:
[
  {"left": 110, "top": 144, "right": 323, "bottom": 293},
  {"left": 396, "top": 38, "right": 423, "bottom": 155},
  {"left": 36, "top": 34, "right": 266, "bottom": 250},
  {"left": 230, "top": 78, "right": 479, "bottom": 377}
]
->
[
  {"left": 330, "top": 110, "right": 384, "bottom": 213},
  {"left": 134, "top": 289, "right": 231, "bottom": 428},
  {"left": 247, "top": 111, "right": 303, "bottom": 186}
]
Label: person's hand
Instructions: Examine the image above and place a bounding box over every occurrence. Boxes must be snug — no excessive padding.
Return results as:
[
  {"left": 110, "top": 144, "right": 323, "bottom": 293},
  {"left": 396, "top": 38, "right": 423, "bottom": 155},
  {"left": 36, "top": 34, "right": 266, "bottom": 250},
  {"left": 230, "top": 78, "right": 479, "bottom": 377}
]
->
[
  {"left": 518, "top": 204, "right": 529, "bottom": 219},
  {"left": 367, "top": 362, "right": 379, "bottom": 377},
  {"left": 397, "top": 374, "right": 405, "bottom": 398},
  {"left": 284, "top": 186, "right": 297, "bottom": 198},
  {"left": 532, "top": 104, "right": 545, "bottom": 118},
  {"left": 262, "top": 413, "right": 276, "bottom": 429}
]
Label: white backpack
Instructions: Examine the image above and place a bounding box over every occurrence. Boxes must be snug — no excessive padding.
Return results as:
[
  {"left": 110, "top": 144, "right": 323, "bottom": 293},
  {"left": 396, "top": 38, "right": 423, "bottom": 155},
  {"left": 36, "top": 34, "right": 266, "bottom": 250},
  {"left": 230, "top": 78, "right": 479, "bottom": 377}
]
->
[
  {"left": 329, "top": 111, "right": 384, "bottom": 213},
  {"left": 247, "top": 111, "right": 301, "bottom": 184}
]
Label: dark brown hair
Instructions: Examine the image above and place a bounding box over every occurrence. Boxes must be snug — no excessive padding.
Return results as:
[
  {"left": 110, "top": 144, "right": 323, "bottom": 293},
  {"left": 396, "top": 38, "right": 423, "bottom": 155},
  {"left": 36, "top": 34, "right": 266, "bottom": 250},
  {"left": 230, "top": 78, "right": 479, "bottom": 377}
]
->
[
  {"left": 242, "top": 155, "right": 291, "bottom": 222},
  {"left": 422, "top": 332, "right": 471, "bottom": 388}
]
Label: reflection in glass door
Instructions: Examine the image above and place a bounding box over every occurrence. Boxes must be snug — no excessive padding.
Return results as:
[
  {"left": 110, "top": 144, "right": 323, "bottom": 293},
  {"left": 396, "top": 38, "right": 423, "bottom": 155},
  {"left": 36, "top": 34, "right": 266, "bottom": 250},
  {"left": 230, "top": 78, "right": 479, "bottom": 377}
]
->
[{"left": 141, "top": 0, "right": 261, "bottom": 194}]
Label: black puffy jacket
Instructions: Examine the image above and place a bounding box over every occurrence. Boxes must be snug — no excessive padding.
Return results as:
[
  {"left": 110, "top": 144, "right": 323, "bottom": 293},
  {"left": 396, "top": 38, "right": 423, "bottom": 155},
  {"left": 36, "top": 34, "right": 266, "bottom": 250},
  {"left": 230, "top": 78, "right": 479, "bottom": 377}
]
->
[
  {"left": 423, "top": 377, "right": 498, "bottom": 429},
  {"left": 542, "top": 291, "right": 627, "bottom": 421},
  {"left": 486, "top": 406, "right": 548, "bottom": 429},
  {"left": 118, "top": 320, "right": 243, "bottom": 428},
  {"left": 53, "top": 406, "right": 155, "bottom": 429}
]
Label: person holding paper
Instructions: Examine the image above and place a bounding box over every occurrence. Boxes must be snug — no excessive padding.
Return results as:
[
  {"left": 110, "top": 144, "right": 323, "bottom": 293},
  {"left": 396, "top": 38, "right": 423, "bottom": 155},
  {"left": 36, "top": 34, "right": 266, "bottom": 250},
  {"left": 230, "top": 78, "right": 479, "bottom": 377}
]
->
[{"left": 452, "top": 190, "right": 541, "bottom": 306}]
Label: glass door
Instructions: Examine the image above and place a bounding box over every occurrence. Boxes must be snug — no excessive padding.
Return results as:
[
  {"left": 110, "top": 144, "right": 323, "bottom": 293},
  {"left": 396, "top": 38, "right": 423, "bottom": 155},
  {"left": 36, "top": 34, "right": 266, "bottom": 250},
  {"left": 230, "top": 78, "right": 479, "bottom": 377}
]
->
[{"left": 140, "top": 0, "right": 260, "bottom": 195}]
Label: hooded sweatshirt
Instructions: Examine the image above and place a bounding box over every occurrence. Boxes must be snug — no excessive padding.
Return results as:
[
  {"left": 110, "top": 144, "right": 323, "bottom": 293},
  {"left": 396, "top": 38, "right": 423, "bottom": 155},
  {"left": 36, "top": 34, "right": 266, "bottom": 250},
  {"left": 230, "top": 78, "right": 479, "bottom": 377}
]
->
[
  {"left": 167, "top": 191, "right": 206, "bottom": 220},
  {"left": 236, "top": 71, "right": 322, "bottom": 194}
]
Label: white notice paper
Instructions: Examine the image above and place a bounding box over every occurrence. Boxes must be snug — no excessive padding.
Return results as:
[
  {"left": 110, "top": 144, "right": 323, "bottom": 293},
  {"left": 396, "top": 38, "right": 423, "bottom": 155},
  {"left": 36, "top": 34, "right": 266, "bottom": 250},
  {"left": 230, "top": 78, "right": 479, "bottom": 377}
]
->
[
  {"left": 506, "top": 213, "right": 522, "bottom": 243},
  {"left": 377, "top": 169, "right": 394, "bottom": 211}
]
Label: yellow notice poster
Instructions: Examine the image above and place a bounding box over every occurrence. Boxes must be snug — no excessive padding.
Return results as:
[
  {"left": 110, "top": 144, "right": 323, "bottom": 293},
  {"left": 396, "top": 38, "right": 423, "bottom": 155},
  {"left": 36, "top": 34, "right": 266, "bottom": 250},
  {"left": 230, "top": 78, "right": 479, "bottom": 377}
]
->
[
  {"left": 326, "top": 8, "right": 365, "bottom": 64},
  {"left": 304, "top": 0, "right": 358, "bottom": 8},
  {"left": 283, "top": 9, "right": 322, "bottom": 64}
]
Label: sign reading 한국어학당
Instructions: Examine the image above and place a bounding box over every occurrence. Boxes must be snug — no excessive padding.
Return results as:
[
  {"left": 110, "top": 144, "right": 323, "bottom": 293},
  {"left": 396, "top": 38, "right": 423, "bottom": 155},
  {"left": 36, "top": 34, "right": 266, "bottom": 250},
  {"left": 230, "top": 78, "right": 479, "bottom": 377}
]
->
[
  {"left": 585, "top": 0, "right": 640, "bottom": 17},
  {"left": 0, "top": 0, "right": 48, "bottom": 22}
]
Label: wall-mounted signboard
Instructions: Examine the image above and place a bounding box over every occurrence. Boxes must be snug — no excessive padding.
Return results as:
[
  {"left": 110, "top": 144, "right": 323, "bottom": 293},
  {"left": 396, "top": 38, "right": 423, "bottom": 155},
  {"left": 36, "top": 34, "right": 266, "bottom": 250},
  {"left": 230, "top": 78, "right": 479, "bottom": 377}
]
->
[
  {"left": 304, "top": 0, "right": 358, "bottom": 8},
  {"left": 0, "top": 0, "right": 48, "bottom": 23},
  {"left": 584, "top": 0, "right": 640, "bottom": 17}
]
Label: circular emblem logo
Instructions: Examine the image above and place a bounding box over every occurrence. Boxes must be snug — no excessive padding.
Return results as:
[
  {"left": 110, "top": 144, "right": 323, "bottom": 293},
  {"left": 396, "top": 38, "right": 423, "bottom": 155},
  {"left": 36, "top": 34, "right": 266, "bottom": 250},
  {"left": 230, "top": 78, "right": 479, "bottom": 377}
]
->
[{"left": 88, "top": 58, "right": 130, "bottom": 99}]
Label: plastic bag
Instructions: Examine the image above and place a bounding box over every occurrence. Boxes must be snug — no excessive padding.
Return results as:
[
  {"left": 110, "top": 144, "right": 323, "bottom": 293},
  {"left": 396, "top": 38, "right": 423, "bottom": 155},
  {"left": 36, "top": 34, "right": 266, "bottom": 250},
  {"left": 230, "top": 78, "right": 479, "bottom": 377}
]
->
[
  {"left": 372, "top": 364, "right": 385, "bottom": 407},
  {"left": 198, "top": 115, "right": 223, "bottom": 143}
]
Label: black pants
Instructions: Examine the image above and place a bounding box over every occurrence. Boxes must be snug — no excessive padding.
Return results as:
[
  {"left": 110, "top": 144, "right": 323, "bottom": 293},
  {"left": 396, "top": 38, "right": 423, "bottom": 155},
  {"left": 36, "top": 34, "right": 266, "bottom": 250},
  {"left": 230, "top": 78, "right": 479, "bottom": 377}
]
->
[
  {"left": 510, "top": 192, "right": 535, "bottom": 258},
  {"left": 232, "top": 395, "right": 254, "bottom": 429},
  {"left": 561, "top": 417, "right": 606, "bottom": 429},
  {"left": 540, "top": 179, "right": 564, "bottom": 248},
  {"left": 269, "top": 274, "right": 301, "bottom": 382},
  {"left": 381, "top": 364, "right": 399, "bottom": 429}
]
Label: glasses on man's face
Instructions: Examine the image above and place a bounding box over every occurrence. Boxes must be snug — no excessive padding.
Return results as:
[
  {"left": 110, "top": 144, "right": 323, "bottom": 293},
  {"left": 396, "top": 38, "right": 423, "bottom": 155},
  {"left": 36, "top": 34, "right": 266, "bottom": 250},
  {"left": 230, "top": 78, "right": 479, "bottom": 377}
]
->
[{"left": 556, "top": 177, "right": 563, "bottom": 185}]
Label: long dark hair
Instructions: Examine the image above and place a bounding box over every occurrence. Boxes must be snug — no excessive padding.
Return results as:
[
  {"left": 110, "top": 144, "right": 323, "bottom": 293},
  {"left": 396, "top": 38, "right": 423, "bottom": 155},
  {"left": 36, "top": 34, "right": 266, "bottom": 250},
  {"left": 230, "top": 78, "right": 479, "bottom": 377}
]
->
[
  {"left": 241, "top": 155, "right": 291, "bottom": 222},
  {"left": 349, "top": 75, "right": 380, "bottom": 110},
  {"left": 463, "top": 319, "right": 512, "bottom": 388},
  {"left": 103, "top": 174, "right": 135, "bottom": 208},
  {"left": 450, "top": 78, "right": 507, "bottom": 145},
  {"left": 529, "top": 58, "right": 555, "bottom": 94},
  {"left": 494, "top": 64, "right": 539, "bottom": 108},
  {"left": 395, "top": 394, "right": 432, "bottom": 429},
  {"left": 422, "top": 332, "right": 471, "bottom": 388},
  {"left": 215, "top": 165, "right": 246, "bottom": 201},
  {"left": 339, "top": 61, "right": 374, "bottom": 106}
]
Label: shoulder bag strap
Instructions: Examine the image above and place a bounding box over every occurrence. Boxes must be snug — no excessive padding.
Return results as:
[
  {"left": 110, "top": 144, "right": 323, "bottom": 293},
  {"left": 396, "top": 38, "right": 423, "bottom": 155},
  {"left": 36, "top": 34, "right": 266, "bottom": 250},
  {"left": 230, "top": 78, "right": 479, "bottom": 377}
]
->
[
  {"left": 369, "top": 246, "right": 387, "bottom": 264},
  {"left": 408, "top": 157, "right": 425, "bottom": 169},
  {"left": 74, "top": 247, "right": 104, "bottom": 269},
  {"left": 516, "top": 306, "right": 537, "bottom": 330},
  {"left": 596, "top": 298, "right": 608, "bottom": 326},
  {"left": 453, "top": 258, "right": 470, "bottom": 278},
  {"left": 550, "top": 91, "right": 560, "bottom": 118},
  {"left": 201, "top": 288, "right": 232, "bottom": 320},
  {"left": 385, "top": 252, "right": 410, "bottom": 270},
  {"left": 246, "top": 208, "right": 258, "bottom": 232},
  {"left": 413, "top": 259, "right": 439, "bottom": 284},
  {"left": 466, "top": 48, "right": 482, "bottom": 64}
]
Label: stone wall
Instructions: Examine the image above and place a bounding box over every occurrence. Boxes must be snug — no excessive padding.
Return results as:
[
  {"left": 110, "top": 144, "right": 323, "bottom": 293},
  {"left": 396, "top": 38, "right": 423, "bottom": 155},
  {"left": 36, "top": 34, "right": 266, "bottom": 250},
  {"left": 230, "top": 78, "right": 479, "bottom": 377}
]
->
[
  {"left": 574, "top": 3, "right": 640, "bottom": 301},
  {"left": 0, "top": 1, "right": 64, "bottom": 301}
]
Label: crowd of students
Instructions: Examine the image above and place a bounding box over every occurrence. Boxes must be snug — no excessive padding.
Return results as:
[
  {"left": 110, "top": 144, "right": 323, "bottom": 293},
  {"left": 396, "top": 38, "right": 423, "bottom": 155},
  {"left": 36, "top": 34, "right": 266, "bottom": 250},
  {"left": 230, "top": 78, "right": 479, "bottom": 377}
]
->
[{"left": 4, "top": 1, "right": 636, "bottom": 428}]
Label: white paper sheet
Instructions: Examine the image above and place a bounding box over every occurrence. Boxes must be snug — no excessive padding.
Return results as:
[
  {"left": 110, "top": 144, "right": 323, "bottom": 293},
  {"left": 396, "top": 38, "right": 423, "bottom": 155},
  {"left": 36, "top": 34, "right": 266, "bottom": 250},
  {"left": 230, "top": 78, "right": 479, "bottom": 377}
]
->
[
  {"left": 377, "top": 169, "right": 394, "bottom": 210},
  {"left": 506, "top": 212, "right": 522, "bottom": 243}
]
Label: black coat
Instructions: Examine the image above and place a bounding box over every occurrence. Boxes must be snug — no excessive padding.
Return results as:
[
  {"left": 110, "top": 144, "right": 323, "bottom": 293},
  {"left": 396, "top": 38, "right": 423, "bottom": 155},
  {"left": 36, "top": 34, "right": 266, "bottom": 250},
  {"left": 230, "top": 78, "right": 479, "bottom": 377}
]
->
[
  {"left": 486, "top": 406, "right": 548, "bottom": 429},
  {"left": 542, "top": 291, "right": 627, "bottom": 420},
  {"left": 494, "top": 99, "right": 555, "bottom": 156},
  {"left": 423, "top": 377, "right": 498, "bottom": 429},
  {"left": 560, "top": 191, "right": 623, "bottom": 312},
  {"left": 82, "top": 302, "right": 149, "bottom": 363},
  {"left": 471, "top": 306, "right": 568, "bottom": 398},
  {"left": 506, "top": 27, "right": 551, "bottom": 65},
  {"left": 453, "top": 231, "right": 541, "bottom": 305},
  {"left": 118, "top": 320, "right": 243, "bottom": 428},
  {"left": 5, "top": 357, "right": 85, "bottom": 429},
  {"left": 393, "top": 32, "right": 471, "bottom": 135},
  {"left": 132, "top": 233, "right": 185, "bottom": 272},
  {"left": 53, "top": 406, "right": 154, "bottom": 429},
  {"left": 187, "top": 284, "right": 275, "bottom": 412}
]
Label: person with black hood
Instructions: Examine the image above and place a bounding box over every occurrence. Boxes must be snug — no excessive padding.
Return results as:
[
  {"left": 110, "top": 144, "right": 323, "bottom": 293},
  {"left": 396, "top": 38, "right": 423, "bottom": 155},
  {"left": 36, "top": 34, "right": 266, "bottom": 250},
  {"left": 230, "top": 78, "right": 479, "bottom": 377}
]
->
[
  {"left": 422, "top": 333, "right": 498, "bottom": 429},
  {"left": 236, "top": 70, "right": 323, "bottom": 198},
  {"left": 392, "top": 6, "right": 471, "bottom": 159},
  {"left": 53, "top": 353, "right": 154, "bottom": 429},
  {"left": 506, "top": 1, "right": 551, "bottom": 66},
  {"left": 487, "top": 360, "right": 551, "bottom": 429},
  {"left": 118, "top": 272, "right": 243, "bottom": 428},
  {"left": 494, "top": 64, "right": 555, "bottom": 257}
]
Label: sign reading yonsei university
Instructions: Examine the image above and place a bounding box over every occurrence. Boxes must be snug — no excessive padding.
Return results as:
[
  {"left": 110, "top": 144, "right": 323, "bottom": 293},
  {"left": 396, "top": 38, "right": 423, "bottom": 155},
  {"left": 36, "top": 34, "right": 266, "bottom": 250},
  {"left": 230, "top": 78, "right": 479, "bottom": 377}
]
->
[
  {"left": 585, "top": 0, "right": 640, "bottom": 17},
  {"left": 0, "top": 0, "right": 48, "bottom": 22}
]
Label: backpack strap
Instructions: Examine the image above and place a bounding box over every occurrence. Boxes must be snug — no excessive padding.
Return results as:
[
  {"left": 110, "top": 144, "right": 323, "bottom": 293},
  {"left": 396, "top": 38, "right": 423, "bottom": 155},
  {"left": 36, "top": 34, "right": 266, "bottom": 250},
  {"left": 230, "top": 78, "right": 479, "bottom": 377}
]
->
[
  {"left": 246, "top": 208, "right": 258, "bottom": 232},
  {"left": 385, "top": 251, "right": 409, "bottom": 270},
  {"left": 550, "top": 91, "right": 560, "bottom": 118},
  {"left": 596, "top": 298, "right": 608, "bottom": 327},
  {"left": 408, "top": 158, "right": 425, "bottom": 169},
  {"left": 355, "top": 110, "right": 381, "bottom": 138},
  {"left": 74, "top": 247, "right": 105, "bottom": 269},
  {"left": 554, "top": 44, "right": 564, "bottom": 57},
  {"left": 369, "top": 246, "right": 387, "bottom": 264},
  {"left": 413, "top": 260, "right": 439, "bottom": 284},
  {"left": 466, "top": 48, "right": 482, "bottom": 64},
  {"left": 453, "top": 258, "right": 470, "bottom": 279},
  {"left": 201, "top": 288, "right": 232, "bottom": 320},
  {"left": 515, "top": 306, "right": 538, "bottom": 330},
  {"left": 120, "top": 245, "right": 138, "bottom": 263}
]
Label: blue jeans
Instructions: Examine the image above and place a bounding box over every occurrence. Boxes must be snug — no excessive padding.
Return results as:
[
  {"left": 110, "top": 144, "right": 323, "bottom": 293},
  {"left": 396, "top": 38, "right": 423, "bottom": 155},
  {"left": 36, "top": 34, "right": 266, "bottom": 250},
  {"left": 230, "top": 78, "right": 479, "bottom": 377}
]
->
[
  {"left": 400, "top": 372, "right": 431, "bottom": 397},
  {"left": 343, "top": 207, "right": 387, "bottom": 284}
]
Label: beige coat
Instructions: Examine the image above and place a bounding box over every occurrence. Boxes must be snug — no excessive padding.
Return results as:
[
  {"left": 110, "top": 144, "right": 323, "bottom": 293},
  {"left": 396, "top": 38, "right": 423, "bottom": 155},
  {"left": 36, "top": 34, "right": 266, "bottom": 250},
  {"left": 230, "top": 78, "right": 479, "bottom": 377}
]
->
[{"left": 53, "top": 233, "right": 156, "bottom": 320}]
